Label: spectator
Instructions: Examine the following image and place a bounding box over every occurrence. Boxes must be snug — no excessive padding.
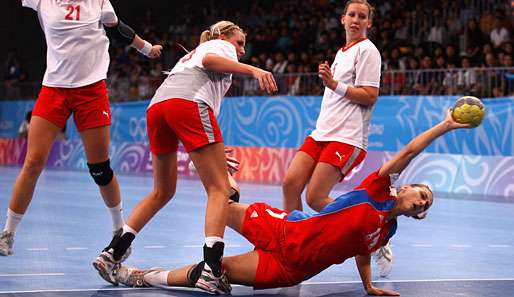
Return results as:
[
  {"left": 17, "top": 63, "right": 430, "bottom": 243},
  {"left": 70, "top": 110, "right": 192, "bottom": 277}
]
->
[
  {"left": 490, "top": 18, "right": 511, "bottom": 48},
  {"left": 427, "top": 19, "right": 445, "bottom": 45},
  {"left": 458, "top": 57, "right": 478, "bottom": 95},
  {"left": 4, "top": 60, "right": 27, "bottom": 99},
  {"left": 445, "top": 45, "right": 461, "bottom": 66},
  {"left": 443, "top": 63, "right": 459, "bottom": 95}
]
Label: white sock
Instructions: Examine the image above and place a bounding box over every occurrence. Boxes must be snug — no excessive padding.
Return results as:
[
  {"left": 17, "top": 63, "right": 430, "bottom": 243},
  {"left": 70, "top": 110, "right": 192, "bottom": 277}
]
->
[
  {"left": 108, "top": 203, "right": 124, "bottom": 231},
  {"left": 4, "top": 208, "right": 23, "bottom": 233},
  {"left": 143, "top": 270, "right": 169, "bottom": 287},
  {"left": 122, "top": 224, "right": 138, "bottom": 236},
  {"left": 205, "top": 236, "right": 224, "bottom": 248}
]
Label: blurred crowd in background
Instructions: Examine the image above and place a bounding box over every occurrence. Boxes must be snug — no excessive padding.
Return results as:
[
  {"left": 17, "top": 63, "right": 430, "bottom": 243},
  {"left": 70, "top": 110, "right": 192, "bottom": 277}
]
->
[{"left": 4, "top": 0, "right": 513, "bottom": 100}]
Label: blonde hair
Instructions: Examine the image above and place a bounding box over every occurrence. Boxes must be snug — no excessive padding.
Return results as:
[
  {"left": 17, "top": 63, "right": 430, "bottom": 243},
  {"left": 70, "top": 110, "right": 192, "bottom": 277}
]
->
[
  {"left": 343, "top": 0, "right": 375, "bottom": 21},
  {"left": 199, "top": 21, "right": 244, "bottom": 44}
]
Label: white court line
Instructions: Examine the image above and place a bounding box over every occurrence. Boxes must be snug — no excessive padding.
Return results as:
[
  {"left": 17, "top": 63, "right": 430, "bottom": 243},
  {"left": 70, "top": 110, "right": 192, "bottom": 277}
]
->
[
  {"left": 304, "top": 278, "right": 514, "bottom": 285},
  {"left": 26, "top": 248, "right": 48, "bottom": 251},
  {"left": 2, "top": 278, "right": 514, "bottom": 294},
  {"left": 65, "top": 247, "right": 88, "bottom": 251},
  {"left": 144, "top": 245, "right": 167, "bottom": 249},
  {"left": 488, "top": 244, "right": 510, "bottom": 248},
  {"left": 450, "top": 244, "right": 471, "bottom": 248},
  {"left": 0, "top": 287, "right": 156, "bottom": 294},
  {"left": 412, "top": 244, "right": 433, "bottom": 247},
  {"left": 0, "top": 273, "right": 65, "bottom": 277}
]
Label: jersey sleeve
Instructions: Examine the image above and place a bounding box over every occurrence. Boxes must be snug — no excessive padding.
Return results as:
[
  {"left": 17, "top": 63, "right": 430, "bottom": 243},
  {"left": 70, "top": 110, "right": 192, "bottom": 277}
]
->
[
  {"left": 201, "top": 40, "right": 238, "bottom": 64},
  {"left": 354, "top": 46, "right": 381, "bottom": 88},
  {"left": 355, "top": 171, "right": 391, "bottom": 202},
  {"left": 100, "top": 0, "right": 118, "bottom": 25},
  {"left": 21, "top": 0, "right": 40, "bottom": 10}
]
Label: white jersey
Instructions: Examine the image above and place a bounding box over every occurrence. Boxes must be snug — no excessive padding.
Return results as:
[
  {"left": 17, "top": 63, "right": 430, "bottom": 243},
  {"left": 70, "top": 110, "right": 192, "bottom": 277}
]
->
[
  {"left": 149, "top": 39, "right": 238, "bottom": 116},
  {"left": 22, "top": 0, "right": 118, "bottom": 88},
  {"left": 310, "top": 38, "right": 381, "bottom": 150}
]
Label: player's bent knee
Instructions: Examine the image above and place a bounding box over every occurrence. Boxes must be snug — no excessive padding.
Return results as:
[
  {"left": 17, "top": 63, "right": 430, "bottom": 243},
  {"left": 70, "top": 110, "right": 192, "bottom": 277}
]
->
[
  {"left": 87, "top": 159, "right": 114, "bottom": 186},
  {"left": 306, "top": 193, "right": 324, "bottom": 212},
  {"left": 282, "top": 178, "right": 303, "bottom": 197},
  {"left": 152, "top": 189, "right": 175, "bottom": 206}
]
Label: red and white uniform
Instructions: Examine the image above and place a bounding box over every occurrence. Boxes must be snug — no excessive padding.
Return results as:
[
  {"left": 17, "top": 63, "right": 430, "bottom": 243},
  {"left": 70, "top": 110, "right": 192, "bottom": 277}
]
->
[
  {"left": 22, "top": 0, "right": 117, "bottom": 130},
  {"left": 241, "top": 170, "right": 397, "bottom": 289},
  {"left": 22, "top": 0, "right": 118, "bottom": 88},
  {"left": 147, "top": 40, "right": 238, "bottom": 154},
  {"left": 310, "top": 38, "right": 381, "bottom": 151},
  {"left": 149, "top": 40, "right": 238, "bottom": 116}
]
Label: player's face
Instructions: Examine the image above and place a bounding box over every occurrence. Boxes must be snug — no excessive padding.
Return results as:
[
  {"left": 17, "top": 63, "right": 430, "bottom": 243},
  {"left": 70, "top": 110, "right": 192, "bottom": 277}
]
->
[
  {"left": 223, "top": 30, "right": 246, "bottom": 60},
  {"left": 341, "top": 3, "right": 371, "bottom": 41},
  {"left": 398, "top": 186, "right": 433, "bottom": 217}
]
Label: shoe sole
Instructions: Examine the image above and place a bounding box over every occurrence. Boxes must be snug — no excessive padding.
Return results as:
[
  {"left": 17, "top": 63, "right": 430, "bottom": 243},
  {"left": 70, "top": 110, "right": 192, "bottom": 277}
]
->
[
  {"left": 195, "top": 280, "right": 222, "bottom": 294},
  {"left": 196, "top": 278, "right": 231, "bottom": 295},
  {"left": 92, "top": 261, "right": 119, "bottom": 286}
]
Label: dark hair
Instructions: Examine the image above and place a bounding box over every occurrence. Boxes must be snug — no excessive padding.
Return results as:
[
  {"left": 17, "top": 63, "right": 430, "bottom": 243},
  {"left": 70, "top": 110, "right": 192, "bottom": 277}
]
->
[{"left": 343, "top": 0, "right": 375, "bottom": 21}]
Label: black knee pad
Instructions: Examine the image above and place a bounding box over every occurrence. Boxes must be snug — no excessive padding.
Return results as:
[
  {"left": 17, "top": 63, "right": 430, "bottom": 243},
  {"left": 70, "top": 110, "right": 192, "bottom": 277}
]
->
[{"left": 87, "top": 160, "right": 114, "bottom": 186}]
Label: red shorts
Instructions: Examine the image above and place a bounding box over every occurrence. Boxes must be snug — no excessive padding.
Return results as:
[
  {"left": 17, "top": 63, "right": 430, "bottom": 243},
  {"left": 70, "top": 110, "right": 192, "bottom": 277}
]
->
[
  {"left": 146, "top": 99, "right": 223, "bottom": 154},
  {"left": 241, "top": 203, "right": 305, "bottom": 289},
  {"left": 32, "top": 80, "right": 111, "bottom": 131},
  {"left": 299, "top": 136, "right": 366, "bottom": 179}
]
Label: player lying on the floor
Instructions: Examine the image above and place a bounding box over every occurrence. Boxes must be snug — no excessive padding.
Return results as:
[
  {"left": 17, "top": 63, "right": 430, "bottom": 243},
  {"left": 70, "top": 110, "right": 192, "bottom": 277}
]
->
[{"left": 113, "top": 110, "right": 469, "bottom": 295}]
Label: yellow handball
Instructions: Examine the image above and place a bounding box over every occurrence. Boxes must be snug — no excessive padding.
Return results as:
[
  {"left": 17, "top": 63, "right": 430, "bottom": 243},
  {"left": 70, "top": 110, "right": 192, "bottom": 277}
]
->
[{"left": 452, "top": 96, "right": 485, "bottom": 127}]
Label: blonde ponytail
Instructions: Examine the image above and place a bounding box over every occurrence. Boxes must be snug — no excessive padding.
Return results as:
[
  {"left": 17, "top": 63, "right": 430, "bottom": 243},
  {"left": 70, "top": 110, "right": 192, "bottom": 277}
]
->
[{"left": 200, "top": 30, "right": 212, "bottom": 44}]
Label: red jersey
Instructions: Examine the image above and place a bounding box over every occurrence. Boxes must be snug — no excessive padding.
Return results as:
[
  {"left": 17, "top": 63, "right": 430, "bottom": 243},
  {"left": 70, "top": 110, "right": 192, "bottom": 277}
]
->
[{"left": 281, "top": 171, "right": 398, "bottom": 281}]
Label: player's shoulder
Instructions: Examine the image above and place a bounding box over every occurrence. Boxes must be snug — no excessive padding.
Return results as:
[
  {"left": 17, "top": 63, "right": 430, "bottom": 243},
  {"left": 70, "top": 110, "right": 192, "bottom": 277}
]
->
[
  {"left": 201, "top": 39, "right": 235, "bottom": 50},
  {"left": 359, "top": 39, "right": 380, "bottom": 55}
]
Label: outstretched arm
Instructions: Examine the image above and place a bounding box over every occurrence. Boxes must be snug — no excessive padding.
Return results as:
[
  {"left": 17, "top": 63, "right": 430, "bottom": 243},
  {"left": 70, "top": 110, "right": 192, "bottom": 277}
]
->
[
  {"left": 378, "top": 109, "right": 470, "bottom": 177},
  {"left": 355, "top": 255, "right": 400, "bottom": 296},
  {"left": 202, "top": 54, "right": 277, "bottom": 94},
  {"left": 104, "top": 21, "right": 162, "bottom": 59}
]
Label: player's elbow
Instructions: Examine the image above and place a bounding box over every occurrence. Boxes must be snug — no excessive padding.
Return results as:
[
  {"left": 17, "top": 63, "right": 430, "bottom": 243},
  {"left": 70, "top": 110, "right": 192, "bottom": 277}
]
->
[
  {"left": 359, "top": 86, "right": 379, "bottom": 106},
  {"left": 202, "top": 54, "right": 219, "bottom": 71},
  {"left": 364, "top": 95, "right": 377, "bottom": 106}
]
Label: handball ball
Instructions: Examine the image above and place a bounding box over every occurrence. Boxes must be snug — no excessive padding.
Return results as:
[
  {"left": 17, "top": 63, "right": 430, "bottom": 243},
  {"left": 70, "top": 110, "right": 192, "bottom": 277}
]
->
[{"left": 452, "top": 96, "right": 485, "bottom": 127}]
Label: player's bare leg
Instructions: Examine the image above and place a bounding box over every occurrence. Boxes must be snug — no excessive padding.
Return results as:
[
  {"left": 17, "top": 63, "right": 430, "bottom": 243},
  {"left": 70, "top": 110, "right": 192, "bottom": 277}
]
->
[
  {"left": 305, "top": 162, "right": 341, "bottom": 211},
  {"left": 1, "top": 116, "right": 60, "bottom": 256},
  {"left": 282, "top": 151, "right": 316, "bottom": 211}
]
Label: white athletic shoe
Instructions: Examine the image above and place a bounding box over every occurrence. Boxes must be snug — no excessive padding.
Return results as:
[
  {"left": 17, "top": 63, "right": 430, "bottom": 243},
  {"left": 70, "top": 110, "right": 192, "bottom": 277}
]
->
[
  {"left": 93, "top": 249, "right": 121, "bottom": 285},
  {"left": 116, "top": 265, "right": 165, "bottom": 287},
  {"left": 0, "top": 231, "right": 14, "bottom": 256},
  {"left": 374, "top": 243, "right": 393, "bottom": 277},
  {"left": 195, "top": 262, "right": 232, "bottom": 294}
]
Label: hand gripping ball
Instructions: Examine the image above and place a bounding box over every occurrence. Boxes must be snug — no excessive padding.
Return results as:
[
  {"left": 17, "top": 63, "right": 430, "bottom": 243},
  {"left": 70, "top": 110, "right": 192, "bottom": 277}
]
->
[{"left": 452, "top": 96, "right": 485, "bottom": 127}]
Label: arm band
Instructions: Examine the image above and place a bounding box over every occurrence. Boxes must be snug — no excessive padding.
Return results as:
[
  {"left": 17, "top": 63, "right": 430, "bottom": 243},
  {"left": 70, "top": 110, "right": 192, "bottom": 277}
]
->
[
  {"left": 334, "top": 82, "right": 349, "bottom": 97},
  {"left": 137, "top": 41, "right": 152, "bottom": 56},
  {"left": 106, "top": 20, "right": 135, "bottom": 45}
]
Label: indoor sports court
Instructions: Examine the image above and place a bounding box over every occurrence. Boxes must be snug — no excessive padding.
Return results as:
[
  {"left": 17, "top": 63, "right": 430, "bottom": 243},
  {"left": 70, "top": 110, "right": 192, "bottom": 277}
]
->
[
  {"left": 2, "top": 0, "right": 514, "bottom": 296},
  {"left": 1, "top": 168, "right": 514, "bottom": 296}
]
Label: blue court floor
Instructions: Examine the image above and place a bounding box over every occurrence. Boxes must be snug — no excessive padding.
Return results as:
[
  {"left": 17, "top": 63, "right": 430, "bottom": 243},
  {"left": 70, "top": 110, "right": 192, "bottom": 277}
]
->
[{"left": 1, "top": 166, "right": 514, "bottom": 296}]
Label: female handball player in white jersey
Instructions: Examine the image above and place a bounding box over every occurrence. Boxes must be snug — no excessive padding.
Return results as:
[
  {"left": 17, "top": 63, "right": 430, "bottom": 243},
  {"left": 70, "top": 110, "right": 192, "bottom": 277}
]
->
[
  {"left": 281, "top": 0, "right": 391, "bottom": 276},
  {"left": 283, "top": 0, "right": 381, "bottom": 212},
  {"left": 93, "top": 21, "right": 277, "bottom": 294},
  {"left": 0, "top": 0, "right": 161, "bottom": 257}
]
